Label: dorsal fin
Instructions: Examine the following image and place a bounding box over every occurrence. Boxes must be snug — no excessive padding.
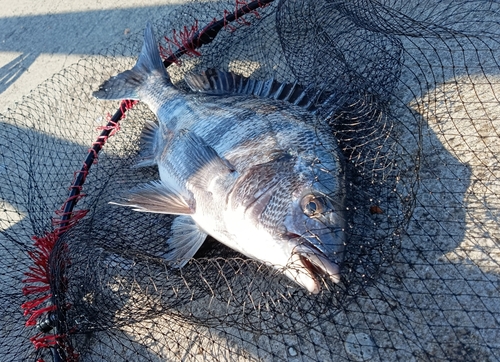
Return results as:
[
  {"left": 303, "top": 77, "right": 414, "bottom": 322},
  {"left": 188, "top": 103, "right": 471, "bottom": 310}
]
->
[{"left": 184, "top": 69, "right": 335, "bottom": 112}]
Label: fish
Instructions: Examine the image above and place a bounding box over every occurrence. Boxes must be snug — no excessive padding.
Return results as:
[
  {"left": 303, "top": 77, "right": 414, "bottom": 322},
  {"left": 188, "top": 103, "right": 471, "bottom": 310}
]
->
[{"left": 93, "top": 23, "right": 346, "bottom": 294}]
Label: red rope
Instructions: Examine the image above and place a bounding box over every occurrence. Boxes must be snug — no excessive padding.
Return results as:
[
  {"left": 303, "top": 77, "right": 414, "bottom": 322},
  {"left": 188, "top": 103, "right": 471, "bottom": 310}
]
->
[
  {"left": 21, "top": 99, "right": 129, "bottom": 359},
  {"left": 160, "top": 20, "right": 203, "bottom": 65},
  {"left": 25, "top": 305, "right": 57, "bottom": 327},
  {"left": 224, "top": 0, "right": 263, "bottom": 30}
]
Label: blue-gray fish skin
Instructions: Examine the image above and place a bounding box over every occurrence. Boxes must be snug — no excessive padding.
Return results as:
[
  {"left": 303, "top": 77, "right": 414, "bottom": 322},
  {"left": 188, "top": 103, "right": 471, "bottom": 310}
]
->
[{"left": 93, "top": 23, "right": 346, "bottom": 294}]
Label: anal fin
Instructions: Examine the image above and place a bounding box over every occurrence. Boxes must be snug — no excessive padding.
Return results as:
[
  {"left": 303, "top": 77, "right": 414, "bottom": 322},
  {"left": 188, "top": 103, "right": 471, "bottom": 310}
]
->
[{"left": 163, "top": 215, "right": 207, "bottom": 268}]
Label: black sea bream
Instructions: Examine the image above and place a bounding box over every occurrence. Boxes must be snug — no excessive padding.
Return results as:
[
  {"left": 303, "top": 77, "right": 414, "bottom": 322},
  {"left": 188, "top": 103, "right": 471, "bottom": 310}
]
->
[{"left": 94, "top": 24, "right": 346, "bottom": 293}]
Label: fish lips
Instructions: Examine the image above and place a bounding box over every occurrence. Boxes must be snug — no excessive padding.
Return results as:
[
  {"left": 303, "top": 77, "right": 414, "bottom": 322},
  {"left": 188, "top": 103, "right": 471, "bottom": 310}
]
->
[{"left": 286, "top": 236, "right": 341, "bottom": 294}]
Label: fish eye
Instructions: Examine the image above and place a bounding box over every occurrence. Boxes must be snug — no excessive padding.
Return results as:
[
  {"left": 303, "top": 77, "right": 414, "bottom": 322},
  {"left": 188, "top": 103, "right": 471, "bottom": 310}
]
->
[{"left": 301, "top": 195, "right": 325, "bottom": 217}]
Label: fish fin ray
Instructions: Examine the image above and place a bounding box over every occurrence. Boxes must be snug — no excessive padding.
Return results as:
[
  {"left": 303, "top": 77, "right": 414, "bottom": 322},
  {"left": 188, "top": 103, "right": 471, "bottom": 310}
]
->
[
  {"left": 184, "top": 69, "right": 237, "bottom": 95},
  {"left": 173, "top": 129, "right": 235, "bottom": 190},
  {"left": 184, "top": 69, "right": 334, "bottom": 111},
  {"left": 133, "top": 158, "right": 157, "bottom": 168},
  {"left": 163, "top": 215, "right": 207, "bottom": 268},
  {"left": 93, "top": 22, "right": 169, "bottom": 100},
  {"left": 133, "top": 120, "right": 159, "bottom": 168},
  {"left": 135, "top": 22, "right": 167, "bottom": 78},
  {"left": 110, "top": 180, "right": 194, "bottom": 215}
]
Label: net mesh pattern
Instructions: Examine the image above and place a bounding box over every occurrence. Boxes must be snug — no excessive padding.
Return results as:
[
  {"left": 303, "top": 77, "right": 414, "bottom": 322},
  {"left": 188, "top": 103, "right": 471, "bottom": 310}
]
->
[{"left": 0, "top": 0, "right": 499, "bottom": 361}]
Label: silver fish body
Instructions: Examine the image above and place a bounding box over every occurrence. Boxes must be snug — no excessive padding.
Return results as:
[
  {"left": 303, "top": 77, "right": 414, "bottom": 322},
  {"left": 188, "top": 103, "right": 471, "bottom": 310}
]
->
[{"left": 94, "top": 23, "right": 346, "bottom": 294}]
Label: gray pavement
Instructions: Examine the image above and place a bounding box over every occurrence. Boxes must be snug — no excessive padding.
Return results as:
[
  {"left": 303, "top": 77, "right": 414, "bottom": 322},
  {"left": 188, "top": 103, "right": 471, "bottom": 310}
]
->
[{"left": 0, "top": 0, "right": 180, "bottom": 112}]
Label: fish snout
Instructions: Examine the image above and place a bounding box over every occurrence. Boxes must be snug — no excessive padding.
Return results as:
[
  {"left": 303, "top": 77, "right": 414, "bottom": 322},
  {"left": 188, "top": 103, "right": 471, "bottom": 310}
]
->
[
  {"left": 295, "top": 243, "right": 341, "bottom": 282},
  {"left": 284, "top": 239, "right": 341, "bottom": 294}
]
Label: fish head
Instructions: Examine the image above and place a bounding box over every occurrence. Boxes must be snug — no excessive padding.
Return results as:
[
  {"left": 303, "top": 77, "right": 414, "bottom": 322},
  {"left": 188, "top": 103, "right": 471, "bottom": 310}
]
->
[
  {"left": 236, "top": 153, "right": 346, "bottom": 293},
  {"left": 280, "top": 176, "right": 346, "bottom": 294}
]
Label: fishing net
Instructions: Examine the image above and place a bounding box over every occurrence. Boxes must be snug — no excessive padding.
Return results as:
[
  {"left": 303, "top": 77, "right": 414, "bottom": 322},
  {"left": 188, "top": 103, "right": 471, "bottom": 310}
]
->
[{"left": 1, "top": 0, "right": 499, "bottom": 360}]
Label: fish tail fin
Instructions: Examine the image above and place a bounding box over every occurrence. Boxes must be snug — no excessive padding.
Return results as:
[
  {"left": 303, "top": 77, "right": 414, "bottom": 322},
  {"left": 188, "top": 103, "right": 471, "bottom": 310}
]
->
[{"left": 93, "top": 22, "right": 169, "bottom": 100}]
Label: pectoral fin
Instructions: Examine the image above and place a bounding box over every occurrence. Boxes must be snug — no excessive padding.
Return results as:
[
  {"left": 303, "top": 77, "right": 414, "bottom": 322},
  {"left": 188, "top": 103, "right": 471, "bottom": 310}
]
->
[
  {"left": 172, "top": 129, "right": 236, "bottom": 190},
  {"left": 110, "top": 180, "right": 195, "bottom": 215},
  {"left": 164, "top": 215, "right": 207, "bottom": 268}
]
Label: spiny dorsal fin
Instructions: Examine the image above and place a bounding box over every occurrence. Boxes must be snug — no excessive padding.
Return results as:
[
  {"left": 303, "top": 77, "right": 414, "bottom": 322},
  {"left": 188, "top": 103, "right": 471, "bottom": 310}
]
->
[{"left": 184, "top": 69, "right": 335, "bottom": 112}]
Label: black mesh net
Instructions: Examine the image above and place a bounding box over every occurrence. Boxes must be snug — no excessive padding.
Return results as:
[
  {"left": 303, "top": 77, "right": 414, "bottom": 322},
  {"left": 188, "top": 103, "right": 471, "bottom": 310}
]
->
[{"left": 1, "top": 0, "right": 499, "bottom": 361}]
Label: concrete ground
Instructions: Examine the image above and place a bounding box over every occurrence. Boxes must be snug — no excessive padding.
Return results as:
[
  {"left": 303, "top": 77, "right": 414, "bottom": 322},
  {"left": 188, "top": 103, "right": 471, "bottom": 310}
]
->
[{"left": 0, "top": 0, "right": 181, "bottom": 113}]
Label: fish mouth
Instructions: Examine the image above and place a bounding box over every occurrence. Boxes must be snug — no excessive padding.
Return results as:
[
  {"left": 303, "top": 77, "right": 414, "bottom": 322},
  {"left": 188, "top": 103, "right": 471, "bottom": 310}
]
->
[{"left": 286, "top": 235, "right": 341, "bottom": 294}]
